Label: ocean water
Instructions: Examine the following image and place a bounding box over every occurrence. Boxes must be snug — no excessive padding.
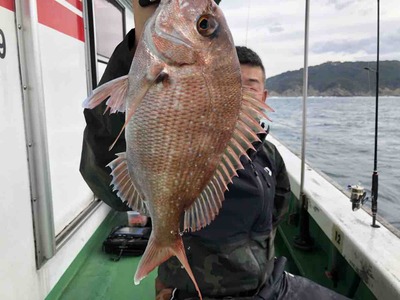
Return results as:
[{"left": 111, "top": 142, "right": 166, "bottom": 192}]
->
[{"left": 267, "top": 96, "right": 400, "bottom": 231}]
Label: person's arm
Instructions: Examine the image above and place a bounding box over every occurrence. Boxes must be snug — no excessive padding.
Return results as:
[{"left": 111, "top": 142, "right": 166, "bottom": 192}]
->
[
  {"left": 273, "top": 151, "right": 291, "bottom": 227},
  {"left": 79, "top": 31, "right": 133, "bottom": 211},
  {"left": 132, "top": 0, "right": 158, "bottom": 51},
  {"left": 261, "top": 140, "right": 291, "bottom": 260},
  {"left": 262, "top": 141, "right": 291, "bottom": 227},
  {"left": 79, "top": 2, "right": 157, "bottom": 210}
]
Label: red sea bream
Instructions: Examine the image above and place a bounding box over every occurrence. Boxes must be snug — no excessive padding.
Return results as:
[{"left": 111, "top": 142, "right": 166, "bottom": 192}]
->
[{"left": 83, "top": 0, "right": 272, "bottom": 298}]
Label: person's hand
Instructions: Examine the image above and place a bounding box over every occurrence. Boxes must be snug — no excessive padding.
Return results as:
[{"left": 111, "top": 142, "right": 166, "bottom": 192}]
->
[
  {"left": 156, "top": 288, "right": 174, "bottom": 300},
  {"left": 139, "top": 0, "right": 160, "bottom": 7},
  {"left": 155, "top": 276, "right": 174, "bottom": 300},
  {"left": 132, "top": 0, "right": 159, "bottom": 51}
]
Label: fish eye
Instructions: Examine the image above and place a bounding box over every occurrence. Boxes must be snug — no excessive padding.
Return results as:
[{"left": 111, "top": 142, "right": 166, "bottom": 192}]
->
[
  {"left": 197, "top": 15, "right": 218, "bottom": 37},
  {"left": 199, "top": 18, "right": 209, "bottom": 30}
]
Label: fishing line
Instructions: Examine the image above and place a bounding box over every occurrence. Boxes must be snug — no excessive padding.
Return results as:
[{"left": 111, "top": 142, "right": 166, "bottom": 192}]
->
[{"left": 245, "top": 0, "right": 252, "bottom": 46}]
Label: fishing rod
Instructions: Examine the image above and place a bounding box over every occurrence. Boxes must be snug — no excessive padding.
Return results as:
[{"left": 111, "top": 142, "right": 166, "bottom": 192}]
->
[
  {"left": 370, "top": 0, "right": 380, "bottom": 228},
  {"left": 351, "top": 0, "right": 380, "bottom": 228},
  {"left": 294, "top": 0, "right": 314, "bottom": 250}
]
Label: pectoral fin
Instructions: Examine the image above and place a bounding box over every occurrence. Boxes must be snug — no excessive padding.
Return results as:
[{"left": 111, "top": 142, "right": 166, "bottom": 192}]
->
[
  {"left": 108, "top": 64, "right": 168, "bottom": 150},
  {"left": 83, "top": 75, "right": 129, "bottom": 113}
]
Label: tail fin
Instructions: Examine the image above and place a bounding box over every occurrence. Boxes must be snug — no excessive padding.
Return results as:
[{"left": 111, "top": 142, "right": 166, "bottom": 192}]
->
[
  {"left": 134, "top": 234, "right": 203, "bottom": 300},
  {"left": 134, "top": 234, "right": 172, "bottom": 285}
]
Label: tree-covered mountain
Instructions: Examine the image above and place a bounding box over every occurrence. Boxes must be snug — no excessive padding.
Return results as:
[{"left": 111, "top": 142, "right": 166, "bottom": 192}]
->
[{"left": 266, "top": 61, "right": 400, "bottom": 97}]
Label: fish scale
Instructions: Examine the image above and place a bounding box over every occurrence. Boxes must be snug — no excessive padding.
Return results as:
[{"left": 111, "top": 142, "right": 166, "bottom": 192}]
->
[
  {"left": 82, "top": 0, "right": 272, "bottom": 299},
  {"left": 129, "top": 78, "right": 218, "bottom": 198}
]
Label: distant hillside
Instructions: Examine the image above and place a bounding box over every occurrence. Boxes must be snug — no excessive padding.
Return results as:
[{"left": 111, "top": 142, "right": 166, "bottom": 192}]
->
[{"left": 266, "top": 61, "right": 400, "bottom": 97}]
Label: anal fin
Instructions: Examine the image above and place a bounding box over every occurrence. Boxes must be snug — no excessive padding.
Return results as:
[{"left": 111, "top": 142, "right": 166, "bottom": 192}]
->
[{"left": 107, "top": 153, "right": 148, "bottom": 215}]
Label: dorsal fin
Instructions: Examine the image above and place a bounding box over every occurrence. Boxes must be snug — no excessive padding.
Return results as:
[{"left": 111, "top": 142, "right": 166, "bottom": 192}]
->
[
  {"left": 107, "top": 153, "right": 149, "bottom": 215},
  {"left": 183, "top": 91, "right": 271, "bottom": 232}
]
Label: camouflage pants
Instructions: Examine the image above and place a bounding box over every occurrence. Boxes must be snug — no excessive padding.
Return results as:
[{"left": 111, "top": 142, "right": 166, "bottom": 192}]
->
[
  {"left": 160, "top": 256, "right": 350, "bottom": 300},
  {"left": 166, "top": 272, "right": 350, "bottom": 300},
  {"left": 172, "top": 291, "right": 253, "bottom": 300},
  {"left": 158, "top": 235, "right": 272, "bottom": 297},
  {"left": 268, "top": 272, "right": 350, "bottom": 300}
]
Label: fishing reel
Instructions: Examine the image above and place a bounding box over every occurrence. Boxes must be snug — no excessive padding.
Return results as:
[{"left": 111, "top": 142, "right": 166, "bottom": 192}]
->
[{"left": 348, "top": 184, "right": 367, "bottom": 211}]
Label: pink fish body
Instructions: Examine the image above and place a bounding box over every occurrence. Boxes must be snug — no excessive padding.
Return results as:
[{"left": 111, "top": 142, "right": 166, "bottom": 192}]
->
[{"left": 83, "top": 1, "right": 271, "bottom": 299}]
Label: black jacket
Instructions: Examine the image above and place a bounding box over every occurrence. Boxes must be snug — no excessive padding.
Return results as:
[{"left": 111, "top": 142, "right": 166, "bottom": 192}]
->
[
  {"left": 80, "top": 30, "right": 135, "bottom": 211},
  {"left": 191, "top": 137, "right": 290, "bottom": 242}
]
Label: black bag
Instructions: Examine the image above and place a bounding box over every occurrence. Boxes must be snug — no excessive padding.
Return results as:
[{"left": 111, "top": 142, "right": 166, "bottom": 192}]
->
[{"left": 103, "top": 226, "right": 151, "bottom": 260}]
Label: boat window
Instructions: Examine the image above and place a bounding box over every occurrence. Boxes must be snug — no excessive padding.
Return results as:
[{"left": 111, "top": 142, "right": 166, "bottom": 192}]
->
[
  {"left": 27, "top": 1, "right": 135, "bottom": 262},
  {"left": 94, "top": 0, "right": 125, "bottom": 61}
]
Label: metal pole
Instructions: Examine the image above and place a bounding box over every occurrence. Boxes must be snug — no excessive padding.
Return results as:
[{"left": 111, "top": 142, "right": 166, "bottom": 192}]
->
[
  {"left": 15, "top": 0, "right": 56, "bottom": 267},
  {"left": 371, "top": 0, "right": 380, "bottom": 228},
  {"left": 300, "top": 0, "right": 309, "bottom": 196},
  {"left": 294, "top": 0, "right": 313, "bottom": 250}
]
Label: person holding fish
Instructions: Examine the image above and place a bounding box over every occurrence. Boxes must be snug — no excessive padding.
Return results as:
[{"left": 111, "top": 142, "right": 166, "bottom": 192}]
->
[{"left": 80, "top": 1, "right": 349, "bottom": 299}]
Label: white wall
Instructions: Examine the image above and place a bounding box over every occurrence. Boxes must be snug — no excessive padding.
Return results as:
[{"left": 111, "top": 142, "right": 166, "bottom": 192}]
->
[
  {"left": 38, "top": 24, "right": 94, "bottom": 235},
  {"left": 0, "top": 7, "right": 40, "bottom": 300},
  {"left": 0, "top": 5, "right": 112, "bottom": 300}
]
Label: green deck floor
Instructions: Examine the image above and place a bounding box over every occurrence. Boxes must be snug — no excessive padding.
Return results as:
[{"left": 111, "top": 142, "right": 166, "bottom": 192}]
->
[
  {"left": 46, "top": 199, "right": 376, "bottom": 300},
  {"left": 46, "top": 211, "right": 156, "bottom": 300}
]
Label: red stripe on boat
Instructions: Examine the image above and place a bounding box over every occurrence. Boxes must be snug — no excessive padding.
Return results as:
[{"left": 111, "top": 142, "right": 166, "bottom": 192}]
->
[{"left": 37, "top": 0, "right": 84, "bottom": 42}]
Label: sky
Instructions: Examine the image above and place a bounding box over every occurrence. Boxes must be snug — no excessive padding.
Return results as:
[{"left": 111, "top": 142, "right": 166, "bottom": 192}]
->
[{"left": 219, "top": 0, "right": 400, "bottom": 78}]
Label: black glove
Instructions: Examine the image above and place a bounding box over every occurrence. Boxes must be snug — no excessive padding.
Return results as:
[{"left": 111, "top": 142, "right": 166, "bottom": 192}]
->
[
  {"left": 139, "top": 0, "right": 221, "bottom": 7},
  {"left": 139, "top": 0, "right": 160, "bottom": 7},
  {"left": 253, "top": 257, "right": 287, "bottom": 300}
]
